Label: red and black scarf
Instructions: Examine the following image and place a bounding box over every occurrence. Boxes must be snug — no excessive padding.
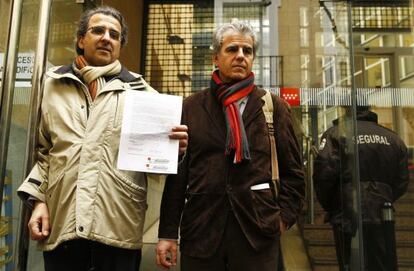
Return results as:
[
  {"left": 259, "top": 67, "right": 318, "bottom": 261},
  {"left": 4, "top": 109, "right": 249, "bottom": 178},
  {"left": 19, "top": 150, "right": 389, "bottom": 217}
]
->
[{"left": 210, "top": 70, "right": 255, "bottom": 163}]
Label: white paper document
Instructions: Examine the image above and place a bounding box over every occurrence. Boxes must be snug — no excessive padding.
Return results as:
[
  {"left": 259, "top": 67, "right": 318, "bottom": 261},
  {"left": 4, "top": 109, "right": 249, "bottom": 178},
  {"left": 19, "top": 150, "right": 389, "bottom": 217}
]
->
[{"left": 117, "top": 90, "right": 183, "bottom": 174}]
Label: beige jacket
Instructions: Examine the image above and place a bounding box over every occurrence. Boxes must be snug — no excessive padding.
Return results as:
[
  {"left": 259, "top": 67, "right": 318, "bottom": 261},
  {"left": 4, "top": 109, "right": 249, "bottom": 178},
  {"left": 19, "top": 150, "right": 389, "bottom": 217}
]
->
[{"left": 18, "top": 64, "right": 159, "bottom": 251}]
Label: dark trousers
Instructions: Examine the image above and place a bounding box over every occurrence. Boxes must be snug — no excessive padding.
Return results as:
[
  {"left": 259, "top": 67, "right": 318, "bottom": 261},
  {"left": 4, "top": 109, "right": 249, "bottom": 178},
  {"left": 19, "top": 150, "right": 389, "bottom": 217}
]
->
[
  {"left": 43, "top": 239, "right": 141, "bottom": 271},
  {"left": 181, "top": 212, "right": 280, "bottom": 271},
  {"left": 333, "top": 224, "right": 387, "bottom": 271}
]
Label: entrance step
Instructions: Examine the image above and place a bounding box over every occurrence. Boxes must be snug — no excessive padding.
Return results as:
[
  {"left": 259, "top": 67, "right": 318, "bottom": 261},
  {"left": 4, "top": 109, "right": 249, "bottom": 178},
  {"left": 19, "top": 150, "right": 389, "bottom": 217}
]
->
[
  {"left": 302, "top": 224, "right": 414, "bottom": 242},
  {"left": 301, "top": 223, "right": 414, "bottom": 270}
]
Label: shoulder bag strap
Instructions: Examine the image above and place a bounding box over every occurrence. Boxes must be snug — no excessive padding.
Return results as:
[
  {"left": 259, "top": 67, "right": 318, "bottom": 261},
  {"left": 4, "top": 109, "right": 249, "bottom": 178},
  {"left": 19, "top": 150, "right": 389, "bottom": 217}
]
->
[{"left": 261, "top": 90, "right": 280, "bottom": 197}]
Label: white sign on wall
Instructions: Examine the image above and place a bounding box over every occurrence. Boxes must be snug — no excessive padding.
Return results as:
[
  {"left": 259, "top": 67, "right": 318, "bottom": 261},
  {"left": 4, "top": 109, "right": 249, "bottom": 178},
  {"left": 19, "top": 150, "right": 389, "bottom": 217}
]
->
[{"left": 0, "top": 52, "right": 35, "bottom": 80}]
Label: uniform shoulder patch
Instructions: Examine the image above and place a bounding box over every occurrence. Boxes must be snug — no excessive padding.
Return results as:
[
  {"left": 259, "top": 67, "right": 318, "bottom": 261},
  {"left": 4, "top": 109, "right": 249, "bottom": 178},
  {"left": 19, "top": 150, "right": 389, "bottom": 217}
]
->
[{"left": 319, "top": 138, "right": 327, "bottom": 150}]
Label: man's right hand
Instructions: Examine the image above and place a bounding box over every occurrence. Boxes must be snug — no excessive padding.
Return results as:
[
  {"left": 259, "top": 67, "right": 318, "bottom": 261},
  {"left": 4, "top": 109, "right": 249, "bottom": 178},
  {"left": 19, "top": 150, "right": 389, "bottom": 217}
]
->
[
  {"left": 156, "top": 239, "right": 178, "bottom": 269},
  {"left": 28, "top": 201, "right": 50, "bottom": 240}
]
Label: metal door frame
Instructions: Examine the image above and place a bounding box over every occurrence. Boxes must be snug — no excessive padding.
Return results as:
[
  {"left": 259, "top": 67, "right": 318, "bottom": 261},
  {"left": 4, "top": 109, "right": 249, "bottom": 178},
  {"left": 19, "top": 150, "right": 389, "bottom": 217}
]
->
[{"left": 0, "top": 0, "right": 52, "bottom": 270}]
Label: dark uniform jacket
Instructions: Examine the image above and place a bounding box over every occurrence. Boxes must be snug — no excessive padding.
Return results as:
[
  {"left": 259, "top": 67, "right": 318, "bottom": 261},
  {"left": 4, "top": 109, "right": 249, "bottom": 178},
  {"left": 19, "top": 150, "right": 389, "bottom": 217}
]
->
[
  {"left": 158, "top": 87, "right": 305, "bottom": 258},
  {"left": 314, "top": 110, "right": 409, "bottom": 231}
]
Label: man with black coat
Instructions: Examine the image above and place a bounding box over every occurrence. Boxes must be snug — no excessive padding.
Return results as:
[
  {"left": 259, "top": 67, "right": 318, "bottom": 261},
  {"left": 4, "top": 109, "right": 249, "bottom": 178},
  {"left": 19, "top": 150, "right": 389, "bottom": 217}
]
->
[
  {"left": 155, "top": 21, "right": 305, "bottom": 271},
  {"left": 313, "top": 107, "right": 409, "bottom": 271}
]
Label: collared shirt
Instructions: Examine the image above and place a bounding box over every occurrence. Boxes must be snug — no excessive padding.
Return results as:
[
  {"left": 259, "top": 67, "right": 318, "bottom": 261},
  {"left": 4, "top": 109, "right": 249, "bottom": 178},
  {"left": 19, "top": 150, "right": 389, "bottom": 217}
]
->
[{"left": 237, "top": 96, "right": 249, "bottom": 115}]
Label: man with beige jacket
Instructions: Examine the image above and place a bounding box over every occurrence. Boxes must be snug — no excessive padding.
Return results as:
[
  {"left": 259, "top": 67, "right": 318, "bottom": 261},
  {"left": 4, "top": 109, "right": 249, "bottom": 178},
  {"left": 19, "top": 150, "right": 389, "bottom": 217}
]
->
[{"left": 17, "top": 6, "right": 187, "bottom": 271}]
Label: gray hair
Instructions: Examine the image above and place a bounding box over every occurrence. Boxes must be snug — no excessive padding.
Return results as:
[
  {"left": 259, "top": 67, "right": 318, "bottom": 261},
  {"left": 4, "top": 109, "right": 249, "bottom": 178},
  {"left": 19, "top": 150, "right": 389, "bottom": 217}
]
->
[
  {"left": 76, "top": 6, "right": 128, "bottom": 55},
  {"left": 211, "top": 20, "right": 259, "bottom": 57}
]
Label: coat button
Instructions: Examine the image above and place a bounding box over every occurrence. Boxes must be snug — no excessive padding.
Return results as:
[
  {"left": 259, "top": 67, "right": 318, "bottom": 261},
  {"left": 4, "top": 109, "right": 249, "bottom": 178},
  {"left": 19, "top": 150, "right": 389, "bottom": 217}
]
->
[{"left": 78, "top": 226, "right": 84, "bottom": 232}]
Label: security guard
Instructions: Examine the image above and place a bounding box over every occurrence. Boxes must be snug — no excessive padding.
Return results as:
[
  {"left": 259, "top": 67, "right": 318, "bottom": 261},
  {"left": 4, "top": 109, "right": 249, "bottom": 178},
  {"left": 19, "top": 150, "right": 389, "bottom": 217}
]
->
[{"left": 313, "top": 107, "right": 409, "bottom": 271}]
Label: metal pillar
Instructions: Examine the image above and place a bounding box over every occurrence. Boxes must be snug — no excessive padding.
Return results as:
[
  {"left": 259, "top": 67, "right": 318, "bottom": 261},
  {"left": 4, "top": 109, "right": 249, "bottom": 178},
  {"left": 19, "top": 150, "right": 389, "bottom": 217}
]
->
[
  {"left": 0, "top": 0, "right": 24, "bottom": 215},
  {"left": 14, "top": 0, "right": 53, "bottom": 270},
  {"left": 346, "top": 1, "right": 364, "bottom": 270}
]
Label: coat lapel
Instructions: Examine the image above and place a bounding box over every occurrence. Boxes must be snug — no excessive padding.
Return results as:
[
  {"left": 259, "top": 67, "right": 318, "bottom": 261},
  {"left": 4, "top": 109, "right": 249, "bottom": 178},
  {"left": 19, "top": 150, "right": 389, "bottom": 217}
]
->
[
  {"left": 242, "top": 87, "right": 266, "bottom": 128},
  {"left": 201, "top": 89, "right": 226, "bottom": 138}
]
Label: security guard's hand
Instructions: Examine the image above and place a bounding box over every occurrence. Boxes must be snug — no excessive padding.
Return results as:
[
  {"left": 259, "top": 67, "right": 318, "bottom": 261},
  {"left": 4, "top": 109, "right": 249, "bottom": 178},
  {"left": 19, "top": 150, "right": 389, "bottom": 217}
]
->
[{"left": 28, "top": 201, "right": 50, "bottom": 240}]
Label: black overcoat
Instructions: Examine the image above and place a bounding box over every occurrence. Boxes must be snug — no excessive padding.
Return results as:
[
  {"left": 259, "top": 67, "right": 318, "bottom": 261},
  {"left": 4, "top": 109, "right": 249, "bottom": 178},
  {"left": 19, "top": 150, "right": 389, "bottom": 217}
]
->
[{"left": 158, "top": 87, "right": 305, "bottom": 258}]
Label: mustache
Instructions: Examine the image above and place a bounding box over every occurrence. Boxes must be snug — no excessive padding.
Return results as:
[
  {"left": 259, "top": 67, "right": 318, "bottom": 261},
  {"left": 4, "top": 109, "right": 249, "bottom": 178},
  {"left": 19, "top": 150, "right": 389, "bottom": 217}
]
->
[{"left": 97, "top": 46, "right": 112, "bottom": 52}]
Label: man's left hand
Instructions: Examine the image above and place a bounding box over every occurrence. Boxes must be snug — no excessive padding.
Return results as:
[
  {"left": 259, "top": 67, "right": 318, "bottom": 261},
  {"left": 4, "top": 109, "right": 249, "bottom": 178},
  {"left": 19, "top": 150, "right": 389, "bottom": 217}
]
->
[
  {"left": 156, "top": 239, "right": 178, "bottom": 269},
  {"left": 169, "top": 125, "right": 188, "bottom": 155}
]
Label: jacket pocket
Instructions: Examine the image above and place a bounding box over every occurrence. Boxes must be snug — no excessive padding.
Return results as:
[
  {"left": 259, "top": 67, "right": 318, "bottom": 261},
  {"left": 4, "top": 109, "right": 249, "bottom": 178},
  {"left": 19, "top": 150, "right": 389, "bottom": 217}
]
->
[
  {"left": 46, "top": 169, "right": 66, "bottom": 195},
  {"left": 94, "top": 170, "right": 147, "bottom": 245},
  {"left": 113, "top": 169, "right": 147, "bottom": 203},
  {"left": 180, "top": 193, "right": 216, "bottom": 240},
  {"left": 360, "top": 181, "right": 393, "bottom": 223},
  {"left": 250, "top": 188, "right": 280, "bottom": 235}
]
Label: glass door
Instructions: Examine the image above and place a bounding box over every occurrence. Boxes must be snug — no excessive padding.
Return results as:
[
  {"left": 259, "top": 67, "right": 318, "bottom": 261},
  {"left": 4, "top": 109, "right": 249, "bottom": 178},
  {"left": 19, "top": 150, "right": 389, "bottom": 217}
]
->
[
  {"left": 1, "top": 1, "right": 36, "bottom": 270},
  {"left": 305, "top": 1, "right": 414, "bottom": 270},
  {"left": 0, "top": 1, "right": 83, "bottom": 270}
]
